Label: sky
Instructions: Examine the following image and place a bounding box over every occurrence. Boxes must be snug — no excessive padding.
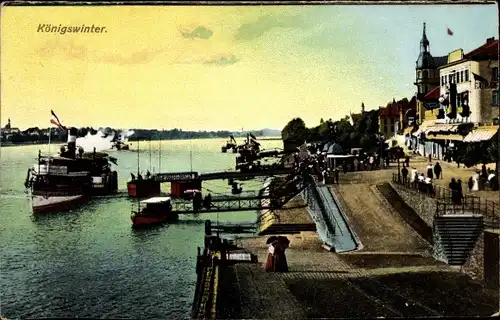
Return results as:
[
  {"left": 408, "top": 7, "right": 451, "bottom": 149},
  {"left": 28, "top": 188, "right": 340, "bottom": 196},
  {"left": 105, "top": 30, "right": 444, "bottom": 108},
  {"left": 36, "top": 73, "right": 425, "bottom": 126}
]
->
[{"left": 0, "top": 4, "right": 498, "bottom": 131}]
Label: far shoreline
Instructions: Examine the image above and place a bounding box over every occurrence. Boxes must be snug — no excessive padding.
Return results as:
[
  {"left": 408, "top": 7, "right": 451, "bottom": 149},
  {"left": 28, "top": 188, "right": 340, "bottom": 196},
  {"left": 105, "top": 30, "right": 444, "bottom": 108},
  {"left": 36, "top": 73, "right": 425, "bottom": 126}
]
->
[{"left": 0, "top": 136, "right": 283, "bottom": 148}]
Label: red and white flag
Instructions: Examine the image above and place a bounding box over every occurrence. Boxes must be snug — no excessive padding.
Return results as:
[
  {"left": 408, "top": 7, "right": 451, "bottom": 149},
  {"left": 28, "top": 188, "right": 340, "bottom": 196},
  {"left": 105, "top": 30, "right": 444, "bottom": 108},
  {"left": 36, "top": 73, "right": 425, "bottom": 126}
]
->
[
  {"left": 50, "top": 110, "right": 66, "bottom": 130},
  {"left": 447, "top": 28, "right": 454, "bottom": 36}
]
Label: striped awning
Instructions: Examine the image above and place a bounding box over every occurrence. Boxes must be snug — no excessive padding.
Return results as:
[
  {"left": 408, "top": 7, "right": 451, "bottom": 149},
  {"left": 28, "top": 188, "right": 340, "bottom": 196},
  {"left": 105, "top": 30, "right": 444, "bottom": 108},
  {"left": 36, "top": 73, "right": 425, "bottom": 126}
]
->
[
  {"left": 463, "top": 128, "right": 498, "bottom": 142},
  {"left": 426, "top": 134, "right": 464, "bottom": 141},
  {"left": 425, "top": 124, "right": 460, "bottom": 134}
]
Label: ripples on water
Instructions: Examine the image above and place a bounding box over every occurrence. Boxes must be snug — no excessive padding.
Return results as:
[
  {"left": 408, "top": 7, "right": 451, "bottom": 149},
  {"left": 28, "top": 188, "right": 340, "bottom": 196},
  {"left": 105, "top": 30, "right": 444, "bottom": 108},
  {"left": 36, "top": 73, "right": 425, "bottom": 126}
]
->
[{"left": 0, "top": 139, "right": 281, "bottom": 319}]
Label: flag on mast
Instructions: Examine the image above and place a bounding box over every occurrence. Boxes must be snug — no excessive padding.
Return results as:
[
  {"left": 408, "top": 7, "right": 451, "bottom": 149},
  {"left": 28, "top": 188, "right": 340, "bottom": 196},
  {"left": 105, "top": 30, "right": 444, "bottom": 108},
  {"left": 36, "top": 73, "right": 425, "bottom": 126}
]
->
[{"left": 50, "top": 110, "right": 66, "bottom": 130}]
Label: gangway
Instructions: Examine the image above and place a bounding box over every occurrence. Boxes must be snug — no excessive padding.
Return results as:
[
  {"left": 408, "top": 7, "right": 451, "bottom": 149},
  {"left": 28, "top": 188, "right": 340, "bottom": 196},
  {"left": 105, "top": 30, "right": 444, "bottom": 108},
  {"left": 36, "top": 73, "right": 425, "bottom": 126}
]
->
[
  {"left": 171, "top": 177, "right": 310, "bottom": 214},
  {"left": 151, "top": 168, "right": 291, "bottom": 183}
]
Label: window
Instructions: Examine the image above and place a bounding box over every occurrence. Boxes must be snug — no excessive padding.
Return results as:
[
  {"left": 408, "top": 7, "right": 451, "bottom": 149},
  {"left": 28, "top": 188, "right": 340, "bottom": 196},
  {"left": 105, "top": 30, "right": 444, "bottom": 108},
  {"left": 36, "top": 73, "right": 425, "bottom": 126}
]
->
[
  {"left": 460, "top": 71, "right": 464, "bottom": 83},
  {"left": 493, "top": 90, "right": 499, "bottom": 106},
  {"left": 384, "top": 119, "right": 388, "bottom": 125},
  {"left": 423, "top": 70, "right": 428, "bottom": 79},
  {"left": 448, "top": 74, "right": 453, "bottom": 84},
  {"left": 441, "top": 76, "right": 445, "bottom": 86},
  {"left": 492, "top": 67, "right": 499, "bottom": 81},
  {"left": 465, "top": 69, "right": 469, "bottom": 82}
]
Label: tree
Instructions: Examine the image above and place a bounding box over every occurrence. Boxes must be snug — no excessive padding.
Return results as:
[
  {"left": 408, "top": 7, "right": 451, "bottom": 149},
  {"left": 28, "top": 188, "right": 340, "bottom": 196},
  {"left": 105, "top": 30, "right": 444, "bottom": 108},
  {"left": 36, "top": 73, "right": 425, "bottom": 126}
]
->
[{"left": 281, "top": 117, "right": 308, "bottom": 142}]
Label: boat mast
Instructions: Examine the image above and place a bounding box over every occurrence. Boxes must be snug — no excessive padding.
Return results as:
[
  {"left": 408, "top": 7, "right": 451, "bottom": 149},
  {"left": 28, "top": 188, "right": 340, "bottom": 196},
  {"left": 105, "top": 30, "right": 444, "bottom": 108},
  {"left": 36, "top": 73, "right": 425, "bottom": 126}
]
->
[
  {"left": 137, "top": 139, "right": 140, "bottom": 177},
  {"left": 149, "top": 136, "right": 152, "bottom": 173},
  {"left": 190, "top": 146, "right": 193, "bottom": 172},
  {"left": 158, "top": 129, "right": 162, "bottom": 173},
  {"left": 137, "top": 139, "right": 140, "bottom": 211}
]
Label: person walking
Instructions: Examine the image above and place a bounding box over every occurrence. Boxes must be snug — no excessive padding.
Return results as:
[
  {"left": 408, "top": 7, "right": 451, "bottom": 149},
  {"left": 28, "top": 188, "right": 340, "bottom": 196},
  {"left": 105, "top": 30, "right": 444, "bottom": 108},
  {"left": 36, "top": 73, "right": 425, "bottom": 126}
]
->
[
  {"left": 449, "top": 178, "right": 458, "bottom": 205},
  {"left": 434, "top": 162, "right": 442, "bottom": 179}
]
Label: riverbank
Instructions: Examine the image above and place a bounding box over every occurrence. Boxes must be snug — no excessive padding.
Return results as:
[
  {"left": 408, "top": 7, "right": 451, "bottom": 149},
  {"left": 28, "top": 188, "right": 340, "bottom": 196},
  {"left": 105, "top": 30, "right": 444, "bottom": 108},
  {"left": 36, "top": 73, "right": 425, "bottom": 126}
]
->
[{"left": 198, "top": 169, "right": 498, "bottom": 318}]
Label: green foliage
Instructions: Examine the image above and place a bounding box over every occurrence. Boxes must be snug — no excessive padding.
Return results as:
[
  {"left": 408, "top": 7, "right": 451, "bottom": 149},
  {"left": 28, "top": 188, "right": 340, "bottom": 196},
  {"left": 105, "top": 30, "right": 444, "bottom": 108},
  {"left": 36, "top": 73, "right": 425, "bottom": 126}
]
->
[
  {"left": 281, "top": 117, "right": 308, "bottom": 142},
  {"left": 281, "top": 105, "right": 385, "bottom": 153},
  {"left": 454, "top": 133, "right": 499, "bottom": 167}
]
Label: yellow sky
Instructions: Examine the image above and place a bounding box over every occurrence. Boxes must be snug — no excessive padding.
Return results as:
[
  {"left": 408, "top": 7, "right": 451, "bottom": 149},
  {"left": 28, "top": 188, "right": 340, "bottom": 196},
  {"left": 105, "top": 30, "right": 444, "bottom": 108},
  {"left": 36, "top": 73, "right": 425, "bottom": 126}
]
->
[{"left": 1, "top": 5, "right": 497, "bottom": 131}]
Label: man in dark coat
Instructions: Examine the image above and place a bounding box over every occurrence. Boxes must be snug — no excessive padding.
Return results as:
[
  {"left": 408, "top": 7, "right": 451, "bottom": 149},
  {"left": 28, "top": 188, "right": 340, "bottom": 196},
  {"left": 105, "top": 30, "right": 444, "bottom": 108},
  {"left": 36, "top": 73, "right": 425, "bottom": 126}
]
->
[
  {"left": 434, "top": 162, "right": 442, "bottom": 179},
  {"left": 401, "top": 165, "right": 409, "bottom": 184}
]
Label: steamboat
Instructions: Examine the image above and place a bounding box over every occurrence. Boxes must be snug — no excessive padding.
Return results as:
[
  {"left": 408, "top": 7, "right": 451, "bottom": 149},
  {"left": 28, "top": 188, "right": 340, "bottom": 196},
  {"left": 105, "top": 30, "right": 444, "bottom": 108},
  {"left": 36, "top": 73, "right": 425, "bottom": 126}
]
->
[{"left": 25, "top": 127, "right": 119, "bottom": 214}]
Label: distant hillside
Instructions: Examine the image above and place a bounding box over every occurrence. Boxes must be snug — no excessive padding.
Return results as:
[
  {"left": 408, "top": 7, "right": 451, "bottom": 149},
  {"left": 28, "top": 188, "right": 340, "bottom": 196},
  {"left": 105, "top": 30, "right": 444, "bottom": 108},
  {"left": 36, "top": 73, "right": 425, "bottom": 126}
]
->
[{"left": 231, "top": 128, "right": 281, "bottom": 137}]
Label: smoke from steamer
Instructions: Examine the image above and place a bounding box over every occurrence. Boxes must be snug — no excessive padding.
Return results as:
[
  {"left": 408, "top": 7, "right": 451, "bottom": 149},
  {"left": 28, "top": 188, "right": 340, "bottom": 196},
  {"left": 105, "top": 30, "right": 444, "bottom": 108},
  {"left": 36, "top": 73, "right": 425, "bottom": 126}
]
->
[{"left": 75, "top": 129, "right": 135, "bottom": 153}]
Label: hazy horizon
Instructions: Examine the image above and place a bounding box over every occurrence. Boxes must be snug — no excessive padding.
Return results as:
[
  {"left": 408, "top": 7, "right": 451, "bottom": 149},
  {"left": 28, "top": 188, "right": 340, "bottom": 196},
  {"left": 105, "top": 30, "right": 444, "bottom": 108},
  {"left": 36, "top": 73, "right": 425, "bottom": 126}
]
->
[{"left": 1, "top": 5, "right": 497, "bottom": 131}]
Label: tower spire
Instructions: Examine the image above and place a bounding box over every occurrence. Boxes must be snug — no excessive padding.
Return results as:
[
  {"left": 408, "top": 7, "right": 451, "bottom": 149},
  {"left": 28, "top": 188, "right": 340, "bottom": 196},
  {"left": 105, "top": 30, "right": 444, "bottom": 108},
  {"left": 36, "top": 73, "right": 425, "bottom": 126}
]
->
[{"left": 420, "top": 22, "right": 430, "bottom": 53}]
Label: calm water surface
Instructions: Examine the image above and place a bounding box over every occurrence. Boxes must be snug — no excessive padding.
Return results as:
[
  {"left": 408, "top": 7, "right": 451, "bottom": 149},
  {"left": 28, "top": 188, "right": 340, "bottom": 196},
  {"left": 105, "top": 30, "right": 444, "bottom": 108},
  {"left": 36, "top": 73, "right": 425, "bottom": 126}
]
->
[{"left": 0, "top": 138, "right": 282, "bottom": 319}]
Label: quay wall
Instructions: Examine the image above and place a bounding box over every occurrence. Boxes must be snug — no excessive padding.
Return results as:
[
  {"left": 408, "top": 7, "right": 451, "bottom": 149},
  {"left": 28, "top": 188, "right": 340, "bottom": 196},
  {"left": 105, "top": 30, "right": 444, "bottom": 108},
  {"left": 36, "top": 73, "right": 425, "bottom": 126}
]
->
[
  {"left": 388, "top": 182, "right": 499, "bottom": 288},
  {"left": 389, "top": 182, "right": 436, "bottom": 227}
]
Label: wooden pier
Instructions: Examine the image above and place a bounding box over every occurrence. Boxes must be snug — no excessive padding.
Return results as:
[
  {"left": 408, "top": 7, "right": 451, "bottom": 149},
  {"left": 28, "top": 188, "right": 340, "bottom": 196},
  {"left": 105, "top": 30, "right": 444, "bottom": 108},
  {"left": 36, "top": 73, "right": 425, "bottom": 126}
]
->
[{"left": 151, "top": 168, "right": 292, "bottom": 183}]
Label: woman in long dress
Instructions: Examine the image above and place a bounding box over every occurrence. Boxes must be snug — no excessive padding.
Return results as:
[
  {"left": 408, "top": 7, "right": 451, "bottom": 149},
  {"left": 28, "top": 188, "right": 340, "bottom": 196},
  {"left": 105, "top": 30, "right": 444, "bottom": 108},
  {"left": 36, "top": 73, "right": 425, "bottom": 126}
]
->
[{"left": 265, "top": 241, "right": 276, "bottom": 272}]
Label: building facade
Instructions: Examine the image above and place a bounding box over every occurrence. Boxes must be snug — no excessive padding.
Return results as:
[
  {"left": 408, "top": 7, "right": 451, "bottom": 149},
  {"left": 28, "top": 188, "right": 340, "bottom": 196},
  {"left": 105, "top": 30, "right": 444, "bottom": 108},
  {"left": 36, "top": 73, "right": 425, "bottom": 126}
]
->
[
  {"left": 379, "top": 97, "right": 416, "bottom": 139},
  {"left": 438, "top": 38, "right": 499, "bottom": 125},
  {"left": 410, "top": 37, "right": 499, "bottom": 160}
]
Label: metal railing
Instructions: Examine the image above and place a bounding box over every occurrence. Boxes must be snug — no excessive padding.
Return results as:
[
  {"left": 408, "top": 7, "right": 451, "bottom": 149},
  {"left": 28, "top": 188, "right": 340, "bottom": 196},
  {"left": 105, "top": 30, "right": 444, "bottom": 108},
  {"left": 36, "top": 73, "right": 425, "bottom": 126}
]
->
[{"left": 392, "top": 173, "right": 499, "bottom": 229}]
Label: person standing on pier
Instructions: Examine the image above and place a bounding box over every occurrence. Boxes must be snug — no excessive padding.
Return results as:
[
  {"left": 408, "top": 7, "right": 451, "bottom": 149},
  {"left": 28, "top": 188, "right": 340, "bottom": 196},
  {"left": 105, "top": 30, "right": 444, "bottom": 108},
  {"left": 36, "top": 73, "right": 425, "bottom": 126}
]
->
[
  {"left": 402, "top": 164, "right": 409, "bottom": 185},
  {"left": 334, "top": 168, "right": 340, "bottom": 184},
  {"left": 426, "top": 163, "right": 434, "bottom": 179}
]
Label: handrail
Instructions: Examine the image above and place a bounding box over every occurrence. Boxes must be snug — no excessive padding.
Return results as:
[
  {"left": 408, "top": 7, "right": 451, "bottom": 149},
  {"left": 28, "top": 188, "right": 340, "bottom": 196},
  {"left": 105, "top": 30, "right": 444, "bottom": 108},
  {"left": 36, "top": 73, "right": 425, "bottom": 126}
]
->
[{"left": 392, "top": 173, "right": 499, "bottom": 229}]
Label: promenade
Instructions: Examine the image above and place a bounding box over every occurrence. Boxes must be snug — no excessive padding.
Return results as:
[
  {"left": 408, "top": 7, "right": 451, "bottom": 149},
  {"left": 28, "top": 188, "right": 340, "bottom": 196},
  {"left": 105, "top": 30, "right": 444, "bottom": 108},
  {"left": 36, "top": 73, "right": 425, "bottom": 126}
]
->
[{"left": 213, "top": 164, "right": 499, "bottom": 319}]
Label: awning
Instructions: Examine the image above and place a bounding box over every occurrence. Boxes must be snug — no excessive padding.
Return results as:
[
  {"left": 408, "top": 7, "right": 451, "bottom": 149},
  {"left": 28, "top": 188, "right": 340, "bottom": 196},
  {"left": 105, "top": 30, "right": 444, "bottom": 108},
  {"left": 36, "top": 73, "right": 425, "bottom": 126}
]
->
[
  {"left": 463, "top": 127, "right": 498, "bottom": 142},
  {"left": 412, "top": 120, "right": 437, "bottom": 136},
  {"left": 426, "top": 134, "right": 464, "bottom": 141},
  {"left": 326, "top": 154, "right": 355, "bottom": 158},
  {"left": 425, "top": 124, "right": 459, "bottom": 134},
  {"left": 423, "top": 87, "right": 440, "bottom": 101}
]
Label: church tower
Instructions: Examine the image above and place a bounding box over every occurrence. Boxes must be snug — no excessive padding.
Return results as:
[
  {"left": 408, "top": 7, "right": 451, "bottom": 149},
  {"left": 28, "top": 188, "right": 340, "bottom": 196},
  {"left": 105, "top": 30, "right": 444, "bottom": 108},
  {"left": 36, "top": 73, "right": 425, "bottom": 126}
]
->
[{"left": 414, "top": 22, "right": 440, "bottom": 124}]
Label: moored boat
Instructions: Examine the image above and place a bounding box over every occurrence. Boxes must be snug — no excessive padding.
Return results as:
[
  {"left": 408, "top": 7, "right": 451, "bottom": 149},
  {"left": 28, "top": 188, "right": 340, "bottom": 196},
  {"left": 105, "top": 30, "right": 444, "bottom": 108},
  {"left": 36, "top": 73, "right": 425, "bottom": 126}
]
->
[
  {"left": 131, "top": 197, "right": 178, "bottom": 226},
  {"left": 26, "top": 123, "right": 119, "bottom": 214}
]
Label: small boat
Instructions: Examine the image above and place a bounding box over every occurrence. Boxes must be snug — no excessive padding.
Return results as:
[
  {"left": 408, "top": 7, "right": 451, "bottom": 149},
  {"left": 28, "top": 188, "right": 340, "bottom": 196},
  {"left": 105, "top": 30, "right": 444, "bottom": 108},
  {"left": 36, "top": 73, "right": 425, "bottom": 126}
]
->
[{"left": 131, "top": 197, "right": 178, "bottom": 226}]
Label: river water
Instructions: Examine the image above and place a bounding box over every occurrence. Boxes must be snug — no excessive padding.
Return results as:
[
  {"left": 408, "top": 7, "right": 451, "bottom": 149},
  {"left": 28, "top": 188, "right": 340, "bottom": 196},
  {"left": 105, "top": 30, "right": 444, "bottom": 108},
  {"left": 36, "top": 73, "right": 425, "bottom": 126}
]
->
[{"left": 0, "top": 138, "right": 282, "bottom": 319}]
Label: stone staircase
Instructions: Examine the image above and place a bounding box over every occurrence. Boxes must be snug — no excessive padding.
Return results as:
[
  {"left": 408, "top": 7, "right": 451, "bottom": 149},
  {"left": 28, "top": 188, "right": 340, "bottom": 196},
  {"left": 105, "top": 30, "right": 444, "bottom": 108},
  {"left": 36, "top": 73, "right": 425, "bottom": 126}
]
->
[{"left": 434, "top": 214, "right": 484, "bottom": 266}]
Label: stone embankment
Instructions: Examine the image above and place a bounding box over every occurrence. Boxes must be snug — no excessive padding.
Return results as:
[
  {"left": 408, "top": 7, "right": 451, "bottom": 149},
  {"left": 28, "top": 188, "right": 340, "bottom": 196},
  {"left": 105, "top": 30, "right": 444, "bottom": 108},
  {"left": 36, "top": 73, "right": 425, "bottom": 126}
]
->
[{"left": 210, "top": 167, "right": 498, "bottom": 319}]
